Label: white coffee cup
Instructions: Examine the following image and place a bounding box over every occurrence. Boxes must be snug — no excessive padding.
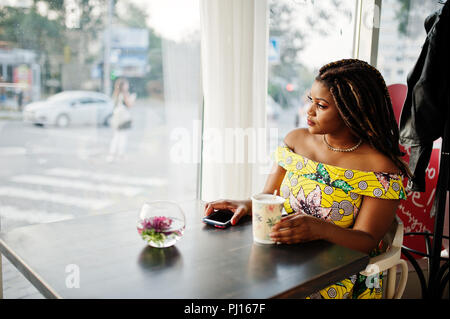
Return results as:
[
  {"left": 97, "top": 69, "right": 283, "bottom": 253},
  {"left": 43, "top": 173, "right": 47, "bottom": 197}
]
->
[{"left": 251, "top": 193, "right": 286, "bottom": 244}]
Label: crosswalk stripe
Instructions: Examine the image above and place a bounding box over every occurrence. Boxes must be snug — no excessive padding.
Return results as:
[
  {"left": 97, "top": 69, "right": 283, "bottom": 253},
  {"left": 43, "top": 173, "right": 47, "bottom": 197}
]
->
[
  {"left": 10, "top": 175, "right": 144, "bottom": 197},
  {"left": 0, "top": 205, "right": 74, "bottom": 224},
  {"left": 45, "top": 168, "right": 168, "bottom": 187},
  {"left": 0, "top": 187, "right": 112, "bottom": 210},
  {"left": 0, "top": 147, "right": 27, "bottom": 156},
  {"left": 22, "top": 127, "right": 111, "bottom": 143}
]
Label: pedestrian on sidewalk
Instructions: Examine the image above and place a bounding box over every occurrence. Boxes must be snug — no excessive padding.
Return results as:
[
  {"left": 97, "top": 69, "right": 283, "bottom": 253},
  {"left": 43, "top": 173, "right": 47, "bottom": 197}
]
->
[{"left": 107, "top": 78, "right": 136, "bottom": 162}]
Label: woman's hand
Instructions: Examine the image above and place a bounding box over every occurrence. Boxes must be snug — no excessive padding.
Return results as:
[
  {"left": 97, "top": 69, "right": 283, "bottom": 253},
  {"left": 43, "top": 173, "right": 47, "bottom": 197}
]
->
[
  {"left": 270, "top": 212, "right": 326, "bottom": 244},
  {"left": 204, "top": 199, "right": 252, "bottom": 226}
]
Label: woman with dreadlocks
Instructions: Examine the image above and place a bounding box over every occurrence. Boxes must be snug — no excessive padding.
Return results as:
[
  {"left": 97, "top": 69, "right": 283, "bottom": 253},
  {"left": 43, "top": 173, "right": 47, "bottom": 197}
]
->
[{"left": 204, "top": 59, "right": 410, "bottom": 299}]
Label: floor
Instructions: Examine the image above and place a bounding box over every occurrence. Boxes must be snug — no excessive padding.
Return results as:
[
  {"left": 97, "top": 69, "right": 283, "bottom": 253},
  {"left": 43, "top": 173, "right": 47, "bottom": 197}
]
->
[{"left": 398, "top": 258, "right": 449, "bottom": 299}]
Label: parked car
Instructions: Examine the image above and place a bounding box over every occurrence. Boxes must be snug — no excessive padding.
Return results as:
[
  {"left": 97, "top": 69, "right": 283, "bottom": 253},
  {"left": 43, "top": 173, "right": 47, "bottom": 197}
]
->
[{"left": 23, "top": 91, "right": 114, "bottom": 127}]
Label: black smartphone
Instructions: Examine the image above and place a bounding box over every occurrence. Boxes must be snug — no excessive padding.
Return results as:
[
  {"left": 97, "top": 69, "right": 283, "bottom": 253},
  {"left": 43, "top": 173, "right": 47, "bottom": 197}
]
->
[{"left": 202, "top": 209, "right": 234, "bottom": 229}]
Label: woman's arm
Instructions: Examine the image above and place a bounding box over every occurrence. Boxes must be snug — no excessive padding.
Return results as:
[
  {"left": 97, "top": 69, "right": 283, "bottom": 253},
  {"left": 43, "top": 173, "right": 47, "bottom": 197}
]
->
[
  {"left": 204, "top": 162, "right": 286, "bottom": 225},
  {"left": 270, "top": 196, "right": 399, "bottom": 254},
  {"left": 322, "top": 196, "right": 398, "bottom": 253},
  {"left": 261, "top": 162, "right": 286, "bottom": 195},
  {"left": 261, "top": 130, "right": 302, "bottom": 195}
]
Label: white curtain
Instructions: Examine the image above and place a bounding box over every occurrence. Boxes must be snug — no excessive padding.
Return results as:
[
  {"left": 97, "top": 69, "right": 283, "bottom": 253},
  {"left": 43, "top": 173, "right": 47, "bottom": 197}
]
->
[{"left": 200, "top": 0, "right": 269, "bottom": 202}]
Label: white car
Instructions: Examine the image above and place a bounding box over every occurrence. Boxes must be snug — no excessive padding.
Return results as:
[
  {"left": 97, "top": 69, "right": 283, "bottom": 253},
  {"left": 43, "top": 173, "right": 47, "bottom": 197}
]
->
[{"left": 23, "top": 91, "right": 114, "bottom": 127}]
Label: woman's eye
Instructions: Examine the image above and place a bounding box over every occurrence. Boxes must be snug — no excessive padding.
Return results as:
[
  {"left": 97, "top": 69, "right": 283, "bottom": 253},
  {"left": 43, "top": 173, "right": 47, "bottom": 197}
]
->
[{"left": 308, "top": 96, "right": 326, "bottom": 109}]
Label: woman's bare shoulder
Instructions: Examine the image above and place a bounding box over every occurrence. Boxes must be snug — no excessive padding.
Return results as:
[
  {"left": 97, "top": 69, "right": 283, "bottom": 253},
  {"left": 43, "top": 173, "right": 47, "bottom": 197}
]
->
[
  {"left": 358, "top": 146, "right": 401, "bottom": 173},
  {"left": 283, "top": 128, "right": 311, "bottom": 150}
]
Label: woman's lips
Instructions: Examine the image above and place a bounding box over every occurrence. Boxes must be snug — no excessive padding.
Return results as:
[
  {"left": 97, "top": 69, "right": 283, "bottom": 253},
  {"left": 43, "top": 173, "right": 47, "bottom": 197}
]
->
[{"left": 307, "top": 118, "right": 315, "bottom": 126}]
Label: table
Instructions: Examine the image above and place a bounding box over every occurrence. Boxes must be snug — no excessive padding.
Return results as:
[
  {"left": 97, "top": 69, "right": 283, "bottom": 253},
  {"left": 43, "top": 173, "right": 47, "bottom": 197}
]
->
[{"left": 0, "top": 200, "right": 369, "bottom": 299}]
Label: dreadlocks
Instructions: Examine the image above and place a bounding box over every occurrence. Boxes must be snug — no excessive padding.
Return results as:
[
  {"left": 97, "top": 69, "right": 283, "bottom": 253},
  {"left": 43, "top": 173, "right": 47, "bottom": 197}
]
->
[{"left": 316, "top": 59, "right": 411, "bottom": 177}]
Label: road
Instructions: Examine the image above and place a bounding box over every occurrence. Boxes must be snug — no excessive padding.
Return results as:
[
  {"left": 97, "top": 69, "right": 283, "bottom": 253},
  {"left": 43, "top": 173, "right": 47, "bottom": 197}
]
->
[{"left": 0, "top": 99, "right": 190, "bottom": 231}]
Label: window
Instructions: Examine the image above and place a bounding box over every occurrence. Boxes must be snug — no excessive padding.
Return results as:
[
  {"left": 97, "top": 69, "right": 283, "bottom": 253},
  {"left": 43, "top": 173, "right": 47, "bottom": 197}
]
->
[
  {"left": 76, "top": 97, "right": 106, "bottom": 105},
  {"left": 0, "top": 0, "right": 201, "bottom": 232},
  {"left": 268, "top": 0, "right": 357, "bottom": 144},
  {"left": 79, "top": 98, "right": 96, "bottom": 104},
  {"left": 377, "top": 0, "right": 442, "bottom": 85},
  {"left": 92, "top": 98, "right": 108, "bottom": 104}
]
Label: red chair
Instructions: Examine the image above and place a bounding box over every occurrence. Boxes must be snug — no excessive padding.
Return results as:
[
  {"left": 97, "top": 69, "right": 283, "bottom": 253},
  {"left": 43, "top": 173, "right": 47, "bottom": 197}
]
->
[{"left": 387, "top": 84, "right": 407, "bottom": 125}]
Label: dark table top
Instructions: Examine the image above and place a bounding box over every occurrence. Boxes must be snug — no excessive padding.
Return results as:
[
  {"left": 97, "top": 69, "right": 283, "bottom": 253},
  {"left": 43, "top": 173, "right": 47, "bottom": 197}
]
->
[{"left": 0, "top": 200, "right": 369, "bottom": 299}]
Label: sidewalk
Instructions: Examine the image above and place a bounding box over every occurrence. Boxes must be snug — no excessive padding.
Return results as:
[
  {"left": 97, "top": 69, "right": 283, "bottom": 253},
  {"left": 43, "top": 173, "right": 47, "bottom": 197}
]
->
[{"left": 0, "top": 110, "right": 22, "bottom": 121}]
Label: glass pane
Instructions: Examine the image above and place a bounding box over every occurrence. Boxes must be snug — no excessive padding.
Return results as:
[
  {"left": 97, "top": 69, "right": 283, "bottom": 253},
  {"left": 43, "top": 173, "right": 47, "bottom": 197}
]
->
[
  {"left": 377, "top": 0, "right": 442, "bottom": 85},
  {"left": 268, "top": 0, "right": 357, "bottom": 145},
  {"left": 0, "top": 0, "right": 201, "bottom": 232}
]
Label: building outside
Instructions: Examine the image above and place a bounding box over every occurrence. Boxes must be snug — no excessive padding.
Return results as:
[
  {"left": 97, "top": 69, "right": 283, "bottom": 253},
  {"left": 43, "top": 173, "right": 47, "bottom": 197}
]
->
[
  {"left": 93, "top": 26, "right": 150, "bottom": 95},
  {"left": 0, "top": 44, "right": 40, "bottom": 109},
  {"left": 377, "top": 0, "right": 441, "bottom": 85}
]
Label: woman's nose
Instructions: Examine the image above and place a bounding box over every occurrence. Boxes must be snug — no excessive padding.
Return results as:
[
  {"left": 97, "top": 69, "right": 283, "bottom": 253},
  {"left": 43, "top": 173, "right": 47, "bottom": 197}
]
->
[{"left": 307, "top": 103, "right": 315, "bottom": 116}]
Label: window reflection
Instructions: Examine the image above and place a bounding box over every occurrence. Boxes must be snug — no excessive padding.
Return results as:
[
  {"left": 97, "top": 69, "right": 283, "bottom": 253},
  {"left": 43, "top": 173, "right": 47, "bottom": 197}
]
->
[
  {"left": 0, "top": 0, "right": 201, "bottom": 231},
  {"left": 268, "top": 0, "right": 356, "bottom": 144},
  {"left": 377, "top": 0, "right": 442, "bottom": 85}
]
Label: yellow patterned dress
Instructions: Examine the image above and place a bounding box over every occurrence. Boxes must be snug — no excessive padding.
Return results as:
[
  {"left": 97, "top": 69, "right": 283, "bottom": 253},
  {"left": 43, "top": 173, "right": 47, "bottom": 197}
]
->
[{"left": 273, "top": 144, "right": 407, "bottom": 299}]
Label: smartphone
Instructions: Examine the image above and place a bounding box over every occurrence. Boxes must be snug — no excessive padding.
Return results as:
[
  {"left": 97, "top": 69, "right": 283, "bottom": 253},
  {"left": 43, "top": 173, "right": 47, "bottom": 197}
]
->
[{"left": 202, "top": 209, "right": 234, "bottom": 229}]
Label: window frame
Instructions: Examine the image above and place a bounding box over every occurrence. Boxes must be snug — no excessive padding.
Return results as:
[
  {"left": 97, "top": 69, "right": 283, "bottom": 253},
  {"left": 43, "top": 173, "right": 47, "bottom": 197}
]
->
[{"left": 352, "top": 0, "right": 382, "bottom": 66}]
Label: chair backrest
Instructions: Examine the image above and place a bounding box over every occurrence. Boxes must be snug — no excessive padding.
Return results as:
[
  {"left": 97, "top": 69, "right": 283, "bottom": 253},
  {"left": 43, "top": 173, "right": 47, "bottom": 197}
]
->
[
  {"left": 387, "top": 84, "right": 407, "bottom": 125},
  {"left": 380, "top": 216, "right": 403, "bottom": 252},
  {"left": 361, "top": 216, "right": 408, "bottom": 299}
]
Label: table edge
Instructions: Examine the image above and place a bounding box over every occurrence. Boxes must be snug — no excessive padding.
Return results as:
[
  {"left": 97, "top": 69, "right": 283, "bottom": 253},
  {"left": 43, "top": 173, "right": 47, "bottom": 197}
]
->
[
  {"left": 0, "top": 237, "right": 61, "bottom": 299},
  {"left": 271, "top": 254, "right": 370, "bottom": 299}
]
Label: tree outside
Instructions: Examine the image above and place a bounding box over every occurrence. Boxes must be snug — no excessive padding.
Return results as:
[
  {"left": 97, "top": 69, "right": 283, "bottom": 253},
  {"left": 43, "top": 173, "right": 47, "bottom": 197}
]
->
[
  {"left": 0, "top": 0, "right": 165, "bottom": 106},
  {"left": 268, "top": 0, "right": 354, "bottom": 111}
]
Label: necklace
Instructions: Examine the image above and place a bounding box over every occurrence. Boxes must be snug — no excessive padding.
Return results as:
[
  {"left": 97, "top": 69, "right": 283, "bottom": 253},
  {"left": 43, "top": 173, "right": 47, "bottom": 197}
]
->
[{"left": 323, "top": 135, "right": 362, "bottom": 152}]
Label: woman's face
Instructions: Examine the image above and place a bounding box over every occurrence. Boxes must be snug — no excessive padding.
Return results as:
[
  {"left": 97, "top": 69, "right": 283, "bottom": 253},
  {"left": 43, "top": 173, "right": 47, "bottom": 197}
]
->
[{"left": 306, "top": 80, "right": 348, "bottom": 136}]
